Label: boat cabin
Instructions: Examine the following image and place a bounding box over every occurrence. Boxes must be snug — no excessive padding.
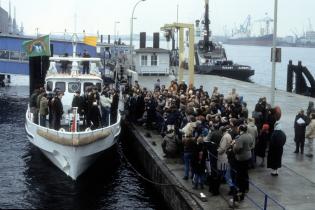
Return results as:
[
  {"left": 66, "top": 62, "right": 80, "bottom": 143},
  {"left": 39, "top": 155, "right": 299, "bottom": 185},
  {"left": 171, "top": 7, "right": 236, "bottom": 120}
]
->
[{"left": 44, "top": 57, "right": 105, "bottom": 127}]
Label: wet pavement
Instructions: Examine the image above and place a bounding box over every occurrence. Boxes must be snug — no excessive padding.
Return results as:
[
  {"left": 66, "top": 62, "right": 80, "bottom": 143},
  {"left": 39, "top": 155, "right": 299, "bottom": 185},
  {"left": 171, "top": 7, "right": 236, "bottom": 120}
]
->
[{"left": 135, "top": 74, "right": 315, "bottom": 210}]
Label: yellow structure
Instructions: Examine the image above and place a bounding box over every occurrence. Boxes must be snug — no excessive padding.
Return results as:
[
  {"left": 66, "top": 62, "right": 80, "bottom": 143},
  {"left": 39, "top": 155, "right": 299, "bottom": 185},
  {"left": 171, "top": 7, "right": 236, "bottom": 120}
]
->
[{"left": 161, "top": 23, "right": 195, "bottom": 86}]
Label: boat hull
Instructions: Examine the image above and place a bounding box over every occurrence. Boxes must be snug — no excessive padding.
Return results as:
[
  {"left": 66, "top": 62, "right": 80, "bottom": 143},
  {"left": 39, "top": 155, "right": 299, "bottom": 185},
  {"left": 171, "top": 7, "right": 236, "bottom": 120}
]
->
[
  {"left": 25, "top": 109, "right": 121, "bottom": 180},
  {"left": 195, "top": 65, "right": 255, "bottom": 81}
]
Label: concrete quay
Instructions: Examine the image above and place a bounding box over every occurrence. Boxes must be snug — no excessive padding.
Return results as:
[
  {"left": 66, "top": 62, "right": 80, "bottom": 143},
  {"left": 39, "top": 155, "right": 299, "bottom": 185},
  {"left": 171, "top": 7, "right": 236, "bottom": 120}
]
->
[{"left": 125, "top": 74, "right": 315, "bottom": 210}]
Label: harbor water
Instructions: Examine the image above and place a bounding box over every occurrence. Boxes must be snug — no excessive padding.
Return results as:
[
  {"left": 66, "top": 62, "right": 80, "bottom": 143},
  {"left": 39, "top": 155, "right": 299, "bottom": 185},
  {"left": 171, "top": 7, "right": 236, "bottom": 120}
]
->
[
  {"left": 0, "top": 88, "right": 167, "bottom": 209},
  {"left": 134, "top": 39, "right": 315, "bottom": 90}
]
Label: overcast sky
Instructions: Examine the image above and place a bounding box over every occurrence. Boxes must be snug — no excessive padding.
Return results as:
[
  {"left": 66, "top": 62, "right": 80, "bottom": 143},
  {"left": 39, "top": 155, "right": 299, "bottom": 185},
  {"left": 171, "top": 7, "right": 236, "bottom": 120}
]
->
[{"left": 1, "top": 0, "right": 315, "bottom": 37}]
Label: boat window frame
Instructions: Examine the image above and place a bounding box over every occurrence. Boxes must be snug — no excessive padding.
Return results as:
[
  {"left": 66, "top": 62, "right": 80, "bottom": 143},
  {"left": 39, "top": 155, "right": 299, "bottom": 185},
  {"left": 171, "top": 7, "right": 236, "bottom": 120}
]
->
[
  {"left": 55, "top": 82, "right": 66, "bottom": 92},
  {"left": 46, "top": 81, "right": 53, "bottom": 91},
  {"left": 84, "top": 82, "right": 94, "bottom": 92},
  {"left": 96, "top": 83, "right": 102, "bottom": 92},
  {"left": 68, "top": 82, "right": 81, "bottom": 93}
]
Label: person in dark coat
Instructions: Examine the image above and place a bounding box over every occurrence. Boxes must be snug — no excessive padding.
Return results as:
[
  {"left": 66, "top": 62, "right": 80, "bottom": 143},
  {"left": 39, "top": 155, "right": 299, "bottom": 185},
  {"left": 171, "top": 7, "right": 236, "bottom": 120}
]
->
[
  {"left": 267, "top": 122, "right": 286, "bottom": 176},
  {"left": 51, "top": 92, "right": 64, "bottom": 130},
  {"left": 82, "top": 50, "right": 91, "bottom": 74},
  {"left": 89, "top": 101, "right": 101, "bottom": 130},
  {"left": 294, "top": 109, "right": 309, "bottom": 154},
  {"left": 161, "top": 128, "right": 179, "bottom": 158},
  {"left": 110, "top": 90, "right": 119, "bottom": 124},
  {"left": 182, "top": 135, "right": 196, "bottom": 180},
  {"left": 191, "top": 137, "right": 207, "bottom": 189},
  {"left": 206, "top": 123, "right": 222, "bottom": 195},
  {"left": 72, "top": 91, "right": 84, "bottom": 115},
  {"left": 255, "top": 123, "right": 270, "bottom": 167},
  {"left": 307, "top": 101, "right": 315, "bottom": 119}
]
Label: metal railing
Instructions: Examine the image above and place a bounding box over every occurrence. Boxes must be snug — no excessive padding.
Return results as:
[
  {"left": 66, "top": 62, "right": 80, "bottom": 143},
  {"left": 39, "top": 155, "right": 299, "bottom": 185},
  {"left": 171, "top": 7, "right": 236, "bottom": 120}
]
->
[{"left": 207, "top": 150, "right": 286, "bottom": 210}]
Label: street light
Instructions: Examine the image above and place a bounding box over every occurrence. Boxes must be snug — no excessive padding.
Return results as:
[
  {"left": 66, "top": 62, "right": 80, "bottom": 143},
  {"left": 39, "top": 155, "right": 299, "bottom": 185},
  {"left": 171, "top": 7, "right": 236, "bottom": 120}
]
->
[
  {"left": 130, "top": 0, "right": 146, "bottom": 68},
  {"left": 271, "top": 0, "right": 278, "bottom": 107},
  {"left": 114, "top": 21, "right": 120, "bottom": 44}
]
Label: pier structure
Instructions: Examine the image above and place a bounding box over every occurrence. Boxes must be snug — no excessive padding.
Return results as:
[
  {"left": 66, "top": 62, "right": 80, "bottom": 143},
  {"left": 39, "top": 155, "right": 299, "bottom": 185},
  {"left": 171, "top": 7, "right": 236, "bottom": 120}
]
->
[{"left": 124, "top": 73, "right": 315, "bottom": 210}]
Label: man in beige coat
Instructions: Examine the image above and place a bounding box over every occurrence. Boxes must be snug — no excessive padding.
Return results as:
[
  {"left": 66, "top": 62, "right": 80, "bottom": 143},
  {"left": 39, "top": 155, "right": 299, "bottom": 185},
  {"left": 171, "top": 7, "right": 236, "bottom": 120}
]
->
[
  {"left": 39, "top": 93, "right": 49, "bottom": 127},
  {"left": 305, "top": 113, "right": 315, "bottom": 157}
]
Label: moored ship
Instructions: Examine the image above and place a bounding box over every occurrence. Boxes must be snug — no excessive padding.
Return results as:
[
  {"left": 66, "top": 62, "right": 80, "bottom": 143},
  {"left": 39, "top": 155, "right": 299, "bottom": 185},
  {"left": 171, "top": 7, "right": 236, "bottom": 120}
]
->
[
  {"left": 194, "top": 0, "right": 254, "bottom": 81},
  {"left": 24, "top": 36, "right": 121, "bottom": 180}
]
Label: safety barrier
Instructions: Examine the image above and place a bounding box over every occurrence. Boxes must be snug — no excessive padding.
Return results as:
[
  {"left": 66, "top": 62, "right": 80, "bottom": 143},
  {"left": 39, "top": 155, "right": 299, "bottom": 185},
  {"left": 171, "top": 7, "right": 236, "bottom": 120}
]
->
[{"left": 207, "top": 150, "right": 286, "bottom": 210}]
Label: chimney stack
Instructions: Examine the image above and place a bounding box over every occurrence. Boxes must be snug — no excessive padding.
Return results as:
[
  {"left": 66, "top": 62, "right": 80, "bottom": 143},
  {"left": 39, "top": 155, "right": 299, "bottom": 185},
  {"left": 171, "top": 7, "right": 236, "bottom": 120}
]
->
[
  {"left": 140, "top": 32, "right": 146, "bottom": 48},
  {"left": 153, "top": 32, "right": 160, "bottom": 48}
]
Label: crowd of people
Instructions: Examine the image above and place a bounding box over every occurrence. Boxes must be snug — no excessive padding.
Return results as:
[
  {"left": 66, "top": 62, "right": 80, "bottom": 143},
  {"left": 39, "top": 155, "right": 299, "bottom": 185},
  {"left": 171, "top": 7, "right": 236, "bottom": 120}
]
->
[
  {"left": 124, "top": 79, "right": 287, "bottom": 206},
  {"left": 29, "top": 84, "right": 119, "bottom": 131}
]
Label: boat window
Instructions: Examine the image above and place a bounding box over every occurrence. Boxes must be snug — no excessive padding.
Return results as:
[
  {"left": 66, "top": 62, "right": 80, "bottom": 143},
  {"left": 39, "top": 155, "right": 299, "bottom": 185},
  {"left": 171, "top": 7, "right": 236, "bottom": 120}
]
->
[
  {"left": 46, "top": 81, "right": 53, "bottom": 91},
  {"left": 9, "top": 51, "right": 20, "bottom": 60},
  {"left": 84, "top": 82, "right": 94, "bottom": 92},
  {"left": 141, "top": 55, "right": 148, "bottom": 66},
  {"left": 68, "top": 82, "right": 81, "bottom": 93},
  {"left": 55, "top": 82, "right": 66, "bottom": 92},
  {"left": 151, "top": 55, "right": 158, "bottom": 66},
  {"left": 96, "top": 83, "right": 101, "bottom": 92},
  {"left": 20, "top": 52, "right": 27, "bottom": 61},
  {"left": 0, "top": 50, "right": 9, "bottom": 59}
]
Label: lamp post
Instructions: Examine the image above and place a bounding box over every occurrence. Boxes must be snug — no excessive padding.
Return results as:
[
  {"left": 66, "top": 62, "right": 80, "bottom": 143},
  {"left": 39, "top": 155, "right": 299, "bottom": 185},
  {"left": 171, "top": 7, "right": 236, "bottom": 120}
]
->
[
  {"left": 271, "top": 0, "right": 278, "bottom": 107},
  {"left": 130, "top": 0, "right": 146, "bottom": 69},
  {"left": 114, "top": 21, "right": 120, "bottom": 44}
]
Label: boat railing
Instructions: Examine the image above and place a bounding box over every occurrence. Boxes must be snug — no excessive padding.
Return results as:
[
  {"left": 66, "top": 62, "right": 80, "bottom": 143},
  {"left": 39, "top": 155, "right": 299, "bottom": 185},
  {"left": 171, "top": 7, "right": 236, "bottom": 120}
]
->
[{"left": 26, "top": 106, "right": 121, "bottom": 146}]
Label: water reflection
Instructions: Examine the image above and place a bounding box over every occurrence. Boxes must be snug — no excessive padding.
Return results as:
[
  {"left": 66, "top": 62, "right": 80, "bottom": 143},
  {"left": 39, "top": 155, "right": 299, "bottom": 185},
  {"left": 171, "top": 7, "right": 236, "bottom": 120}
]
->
[{"left": 0, "top": 93, "right": 167, "bottom": 210}]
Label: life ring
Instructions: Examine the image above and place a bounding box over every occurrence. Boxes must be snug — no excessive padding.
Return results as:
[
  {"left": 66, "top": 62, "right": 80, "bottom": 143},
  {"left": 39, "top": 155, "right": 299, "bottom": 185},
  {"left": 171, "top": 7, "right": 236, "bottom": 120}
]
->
[
  {"left": 85, "top": 127, "right": 91, "bottom": 132},
  {"left": 59, "top": 128, "right": 66, "bottom": 132}
]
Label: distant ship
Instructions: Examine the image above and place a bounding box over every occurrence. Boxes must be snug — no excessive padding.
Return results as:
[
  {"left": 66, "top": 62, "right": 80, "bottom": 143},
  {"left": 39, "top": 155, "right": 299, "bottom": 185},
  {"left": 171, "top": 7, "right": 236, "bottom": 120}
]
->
[{"left": 225, "top": 34, "right": 273, "bottom": 46}]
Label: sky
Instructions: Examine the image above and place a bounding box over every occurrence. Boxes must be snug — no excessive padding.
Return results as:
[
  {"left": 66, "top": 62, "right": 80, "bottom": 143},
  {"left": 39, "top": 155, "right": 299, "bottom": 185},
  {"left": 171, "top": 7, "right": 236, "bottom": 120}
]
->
[{"left": 1, "top": 0, "right": 315, "bottom": 37}]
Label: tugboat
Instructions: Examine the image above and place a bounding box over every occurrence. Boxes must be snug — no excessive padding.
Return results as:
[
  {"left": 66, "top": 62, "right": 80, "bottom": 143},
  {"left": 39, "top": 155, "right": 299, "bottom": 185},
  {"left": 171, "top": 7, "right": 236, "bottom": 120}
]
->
[
  {"left": 194, "top": 0, "right": 254, "bottom": 81},
  {"left": 24, "top": 35, "right": 121, "bottom": 180}
]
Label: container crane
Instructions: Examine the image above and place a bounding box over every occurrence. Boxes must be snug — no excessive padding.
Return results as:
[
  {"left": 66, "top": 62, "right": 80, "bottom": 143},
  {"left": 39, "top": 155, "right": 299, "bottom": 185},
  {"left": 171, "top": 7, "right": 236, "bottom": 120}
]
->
[{"left": 255, "top": 13, "right": 274, "bottom": 35}]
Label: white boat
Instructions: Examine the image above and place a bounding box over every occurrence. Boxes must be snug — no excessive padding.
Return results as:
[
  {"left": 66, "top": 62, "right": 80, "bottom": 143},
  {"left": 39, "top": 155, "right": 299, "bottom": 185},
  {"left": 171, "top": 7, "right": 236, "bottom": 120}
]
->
[{"left": 25, "top": 38, "right": 121, "bottom": 180}]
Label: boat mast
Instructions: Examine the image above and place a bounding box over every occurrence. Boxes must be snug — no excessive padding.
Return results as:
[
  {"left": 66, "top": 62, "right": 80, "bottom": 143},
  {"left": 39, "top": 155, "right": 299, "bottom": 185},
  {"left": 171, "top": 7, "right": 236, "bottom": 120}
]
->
[
  {"left": 204, "top": 0, "right": 210, "bottom": 51},
  {"left": 73, "top": 12, "right": 78, "bottom": 58}
]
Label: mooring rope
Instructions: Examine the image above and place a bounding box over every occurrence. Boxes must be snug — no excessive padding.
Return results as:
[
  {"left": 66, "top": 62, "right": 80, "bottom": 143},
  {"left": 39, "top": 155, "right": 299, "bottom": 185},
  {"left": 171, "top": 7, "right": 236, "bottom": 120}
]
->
[{"left": 116, "top": 143, "right": 212, "bottom": 206}]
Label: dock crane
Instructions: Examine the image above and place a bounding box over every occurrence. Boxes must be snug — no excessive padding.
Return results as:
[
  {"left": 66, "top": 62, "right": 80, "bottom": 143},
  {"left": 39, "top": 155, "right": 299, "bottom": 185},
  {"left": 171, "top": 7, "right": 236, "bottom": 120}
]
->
[
  {"left": 256, "top": 13, "right": 274, "bottom": 35},
  {"left": 161, "top": 23, "right": 195, "bottom": 86},
  {"left": 232, "top": 15, "right": 252, "bottom": 37}
]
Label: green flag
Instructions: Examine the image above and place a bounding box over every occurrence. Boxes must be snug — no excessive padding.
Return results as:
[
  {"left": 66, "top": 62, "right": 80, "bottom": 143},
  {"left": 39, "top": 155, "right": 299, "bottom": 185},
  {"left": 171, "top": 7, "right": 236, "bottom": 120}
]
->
[{"left": 23, "top": 35, "right": 51, "bottom": 57}]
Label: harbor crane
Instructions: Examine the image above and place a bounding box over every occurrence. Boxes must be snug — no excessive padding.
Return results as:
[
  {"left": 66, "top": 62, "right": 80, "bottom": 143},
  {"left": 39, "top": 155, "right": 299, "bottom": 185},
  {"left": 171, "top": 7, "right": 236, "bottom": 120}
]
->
[
  {"left": 161, "top": 23, "right": 195, "bottom": 86},
  {"left": 256, "top": 13, "right": 274, "bottom": 35},
  {"left": 232, "top": 15, "right": 251, "bottom": 37}
]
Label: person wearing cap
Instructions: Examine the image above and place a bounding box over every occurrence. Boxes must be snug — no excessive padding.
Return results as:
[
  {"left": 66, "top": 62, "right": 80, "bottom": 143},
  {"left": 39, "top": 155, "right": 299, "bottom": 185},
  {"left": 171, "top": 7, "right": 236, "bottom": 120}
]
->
[{"left": 294, "top": 109, "right": 309, "bottom": 154}]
